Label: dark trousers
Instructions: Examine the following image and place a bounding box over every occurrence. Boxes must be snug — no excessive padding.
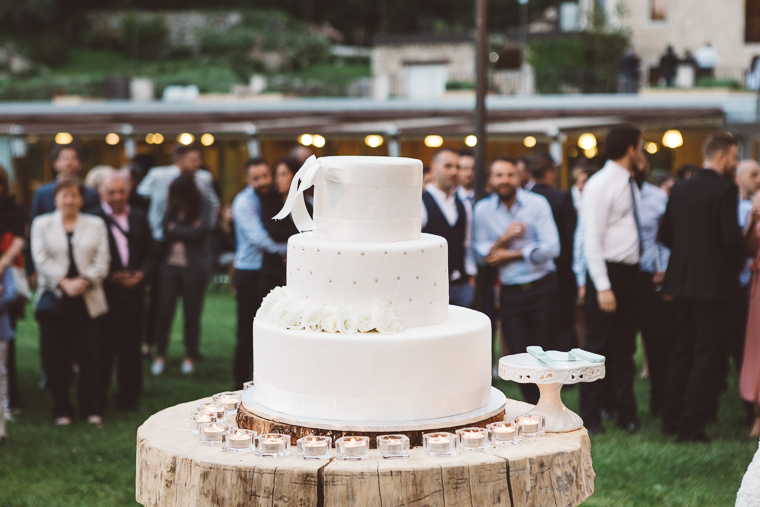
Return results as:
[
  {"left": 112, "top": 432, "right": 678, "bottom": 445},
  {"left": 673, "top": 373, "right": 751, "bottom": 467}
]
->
[
  {"left": 639, "top": 272, "right": 674, "bottom": 417},
  {"left": 554, "top": 268, "right": 578, "bottom": 352},
  {"left": 144, "top": 270, "right": 161, "bottom": 347},
  {"left": 99, "top": 287, "right": 145, "bottom": 410},
  {"left": 663, "top": 298, "right": 729, "bottom": 439},
  {"left": 233, "top": 269, "right": 262, "bottom": 389},
  {"left": 41, "top": 297, "right": 101, "bottom": 419},
  {"left": 580, "top": 263, "right": 640, "bottom": 427},
  {"left": 155, "top": 265, "right": 207, "bottom": 360},
  {"left": 500, "top": 274, "right": 559, "bottom": 405}
]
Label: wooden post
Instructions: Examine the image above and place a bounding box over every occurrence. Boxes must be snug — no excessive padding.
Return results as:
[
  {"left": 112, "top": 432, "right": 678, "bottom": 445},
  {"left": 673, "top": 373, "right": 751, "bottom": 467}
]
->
[{"left": 474, "top": 0, "right": 489, "bottom": 201}]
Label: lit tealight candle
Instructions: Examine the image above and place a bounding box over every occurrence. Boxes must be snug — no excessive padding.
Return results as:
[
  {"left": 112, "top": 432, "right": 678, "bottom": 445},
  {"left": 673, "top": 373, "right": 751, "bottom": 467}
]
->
[
  {"left": 457, "top": 428, "right": 489, "bottom": 450},
  {"left": 198, "top": 402, "right": 226, "bottom": 421},
  {"left": 189, "top": 411, "right": 215, "bottom": 434},
  {"left": 199, "top": 422, "right": 230, "bottom": 445},
  {"left": 487, "top": 422, "right": 522, "bottom": 446},
  {"left": 336, "top": 436, "right": 370, "bottom": 460},
  {"left": 213, "top": 392, "right": 241, "bottom": 415},
  {"left": 424, "top": 432, "right": 457, "bottom": 456},
  {"left": 516, "top": 414, "right": 546, "bottom": 437},
  {"left": 297, "top": 436, "right": 331, "bottom": 459},
  {"left": 377, "top": 435, "right": 410, "bottom": 459},
  {"left": 256, "top": 434, "right": 290, "bottom": 457},
  {"left": 225, "top": 429, "right": 255, "bottom": 453}
]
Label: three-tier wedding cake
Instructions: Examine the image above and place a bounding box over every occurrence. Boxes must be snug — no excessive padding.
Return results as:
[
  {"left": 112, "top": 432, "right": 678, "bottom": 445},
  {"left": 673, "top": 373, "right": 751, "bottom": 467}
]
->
[{"left": 252, "top": 155, "right": 491, "bottom": 422}]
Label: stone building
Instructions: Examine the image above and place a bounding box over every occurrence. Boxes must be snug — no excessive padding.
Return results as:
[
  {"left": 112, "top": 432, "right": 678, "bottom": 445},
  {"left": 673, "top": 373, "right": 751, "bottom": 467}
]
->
[
  {"left": 371, "top": 34, "right": 475, "bottom": 100},
  {"left": 581, "top": 0, "right": 760, "bottom": 81}
]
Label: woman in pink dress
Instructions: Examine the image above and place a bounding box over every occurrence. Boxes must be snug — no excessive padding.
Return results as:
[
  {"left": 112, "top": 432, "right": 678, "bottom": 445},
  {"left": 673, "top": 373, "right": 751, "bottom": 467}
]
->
[{"left": 741, "top": 194, "right": 760, "bottom": 437}]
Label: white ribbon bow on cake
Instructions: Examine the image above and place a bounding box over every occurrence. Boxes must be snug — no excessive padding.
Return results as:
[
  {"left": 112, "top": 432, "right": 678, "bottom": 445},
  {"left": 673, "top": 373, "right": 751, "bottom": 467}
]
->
[{"left": 273, "top": 155, "right": 326, "bottom": 232}]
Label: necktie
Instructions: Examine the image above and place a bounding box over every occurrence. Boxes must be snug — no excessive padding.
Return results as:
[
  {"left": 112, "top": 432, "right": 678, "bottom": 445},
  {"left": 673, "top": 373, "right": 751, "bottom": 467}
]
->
[{"left": 629, "top": 178, "right": 643, "bottom": 258}]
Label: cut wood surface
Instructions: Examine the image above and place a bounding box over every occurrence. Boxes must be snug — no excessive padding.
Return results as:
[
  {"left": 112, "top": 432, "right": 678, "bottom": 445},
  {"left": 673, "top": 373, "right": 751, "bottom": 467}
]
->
[{"left": 136, "top": 397, "right": 595, "bottom": 507}]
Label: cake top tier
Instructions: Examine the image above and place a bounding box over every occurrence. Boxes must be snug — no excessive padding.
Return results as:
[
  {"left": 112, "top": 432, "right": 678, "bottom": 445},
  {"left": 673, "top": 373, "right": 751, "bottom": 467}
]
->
[{"left": 275, "top": 155, "right": 423, "bottom": 243}]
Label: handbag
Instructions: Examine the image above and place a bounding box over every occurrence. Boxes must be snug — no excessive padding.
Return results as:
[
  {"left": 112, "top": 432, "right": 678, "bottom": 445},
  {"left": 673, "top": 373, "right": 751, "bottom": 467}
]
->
[
  {"left": 34, "top": 289, "right": 61, "bottom": 319},
  {"left": 11, "top": 266, "right": 31, "bottom": 301}
]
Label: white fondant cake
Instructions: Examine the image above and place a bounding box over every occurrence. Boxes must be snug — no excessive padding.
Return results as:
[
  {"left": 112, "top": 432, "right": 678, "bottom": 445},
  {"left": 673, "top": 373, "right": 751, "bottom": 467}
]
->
[
  {"left": 252, "top": 155, "right": 492, "bottom": 422},
  {"left": 286, "top": 233, "right": 449, "bottom": 328}
]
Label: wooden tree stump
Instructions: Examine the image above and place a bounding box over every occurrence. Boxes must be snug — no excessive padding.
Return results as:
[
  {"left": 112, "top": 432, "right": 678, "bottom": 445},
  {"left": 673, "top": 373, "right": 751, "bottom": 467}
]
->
[{"left": 136, "top": 397, "right": 595, "bottom": 507}]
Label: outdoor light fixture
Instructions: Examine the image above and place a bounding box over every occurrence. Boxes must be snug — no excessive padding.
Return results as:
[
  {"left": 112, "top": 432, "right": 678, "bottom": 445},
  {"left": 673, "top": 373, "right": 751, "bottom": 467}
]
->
[
  {"left": 524, "top": 136, "right": 537, "bottom": 148},
  {"left": 312, "top": 135, "right": 326, "bottom": 148},
  {"left": 299, "top": 134, "right": 314, "bottom": 146},
  {"left": 105, "top": 133, "right": 120, "bottom": 145},
  {"left": 200, "top": 134, "right": 215, "bottom": 146},
  {"left": 577, "top": 133, "right": 597, "bottom": 151},
  {"left": 465, "top": 135, "right": 477, "bottom": 147},
  {"left": 365, "top": 135, "right": 384, "bottom": 148},
  {"left": 177, "top": 133, "right": 194, "bottom": 145},
  {"left": 424, "top": 135, "right": 444, "bottom": 148},
  {"left": 646, "top": 142, "right": 658, "bottom": 154},
  {"left": 584, "top": 147, "right": 598, "bottom": 158},
  {"left": 489, "top": 52, "right": 499, "bottom": 63},
  {"left": 662, "top": 130, "right": 683, "bottom": 149},
  {"left": 55, "top": 132, "right": 73, "bottom": 145}
]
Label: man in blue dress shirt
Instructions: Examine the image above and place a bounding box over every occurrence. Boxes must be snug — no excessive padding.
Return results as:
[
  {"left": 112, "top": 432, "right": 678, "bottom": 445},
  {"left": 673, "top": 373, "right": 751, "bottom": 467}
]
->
[
  {"left": 472, "top": 157, "right": 560, "bottom": 404},
  {"left": 231, "top": 158, "right": 288, "bottom": 388}
]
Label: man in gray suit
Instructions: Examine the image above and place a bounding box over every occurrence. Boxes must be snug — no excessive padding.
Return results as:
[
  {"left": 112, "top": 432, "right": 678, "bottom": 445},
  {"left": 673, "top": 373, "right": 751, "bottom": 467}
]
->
[{"left": 137, "top": 144, "right": 220, "bottom": 355}]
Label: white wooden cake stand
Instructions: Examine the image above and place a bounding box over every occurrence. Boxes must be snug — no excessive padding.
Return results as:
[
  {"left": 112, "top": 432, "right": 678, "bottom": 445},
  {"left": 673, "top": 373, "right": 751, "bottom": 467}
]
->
[{"left": 499, "top": 353, "right": 605, "bottom": 433}]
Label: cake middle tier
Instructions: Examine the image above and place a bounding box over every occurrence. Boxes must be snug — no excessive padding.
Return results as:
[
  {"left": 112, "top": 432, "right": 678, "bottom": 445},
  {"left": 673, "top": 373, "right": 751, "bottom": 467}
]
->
[{"left": 286, "top": 232, "right": 449, "bottom": 328}]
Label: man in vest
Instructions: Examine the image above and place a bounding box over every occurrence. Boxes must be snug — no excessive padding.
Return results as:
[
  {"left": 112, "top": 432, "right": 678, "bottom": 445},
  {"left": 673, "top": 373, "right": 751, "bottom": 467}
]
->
[{"left": 421, "top": 148, "right": 477, "bottom": 308}]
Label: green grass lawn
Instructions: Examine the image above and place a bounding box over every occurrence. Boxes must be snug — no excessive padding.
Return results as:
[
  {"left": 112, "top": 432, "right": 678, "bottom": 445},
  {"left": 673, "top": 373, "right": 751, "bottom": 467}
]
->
[{"left": 0, "top": 290, "right": 756, "bottom": 506}]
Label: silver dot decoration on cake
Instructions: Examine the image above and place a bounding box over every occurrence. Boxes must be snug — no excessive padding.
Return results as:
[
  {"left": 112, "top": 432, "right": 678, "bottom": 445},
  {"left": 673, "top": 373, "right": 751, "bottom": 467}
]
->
[
  {"left": 384, "top": 251, "right": 388, "bottom": 254},
  {"left": 309, "top": 271, "right": 312, "bottom": 274},
  {"left": 421, "top": 249, "right": 425, "bottom": 253},
  {"left": 409, "top": 298, "right": 412, "bottom": 301},
  {"left": 374, "top": 278, "right": 378, "bottom": 282},
  {"left": 361, "top": 252, "right": 364, "bottom": 256},
  {"left": 353, "top": 280, "right": 356, "bottom": 284},
  {"left": 416, "top": 276, "right": 419, "bottom": 279},
  {"left": 397, "top": 276, "right": 400, "bottom": 280}
]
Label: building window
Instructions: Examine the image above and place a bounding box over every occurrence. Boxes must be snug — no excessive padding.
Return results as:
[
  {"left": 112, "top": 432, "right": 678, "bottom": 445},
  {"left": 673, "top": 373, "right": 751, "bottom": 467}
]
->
[
  {"left": 748, "top": 0, "right": 760, "bottom": 42},
  {"left": 650, "top": 0, "right": 667, "bottom": 21}
]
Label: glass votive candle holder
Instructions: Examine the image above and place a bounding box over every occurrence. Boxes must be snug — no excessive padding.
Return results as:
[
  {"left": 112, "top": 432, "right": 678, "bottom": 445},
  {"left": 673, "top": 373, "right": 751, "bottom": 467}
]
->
[
  {"left": 487, "top": 421, "right": 522, "bottom": 446},
  {"left": 335, "top": 436, "right": 370, "bottom": 460},
  {"left": 243, "top": 381, "right": 255, "bottom": 394},
  {"left": 197, "top": 402, "right": 226, "bottom": 421},
  {"left": 224, "top": 429, "right": 256, "bottom": 453},
  {"left": 423, "top": 432, "right": 458, "bottom": 457},
  {"left": 516, "top": 414, "right": 546, "bottom": 438},
  {"left": 189, "top": 411, "right": 216, "bottom": 434},
  {"left": 256, "top": 434, "right": 291, "bottom": 457},
  {"left": 199, "top": 422, "right": 231, "bottom": 446},
  {"left": 213, "top": 392, "right": 242, "bottom": 416},
  {"left": 297, "top": 436, "right": 332, "bottom": 460},
  {"left": 456, "top": 427, "right": 491, "bottom": 451},
  {"left": 376, "top": 435, "right": 410, "bottom": 459}
]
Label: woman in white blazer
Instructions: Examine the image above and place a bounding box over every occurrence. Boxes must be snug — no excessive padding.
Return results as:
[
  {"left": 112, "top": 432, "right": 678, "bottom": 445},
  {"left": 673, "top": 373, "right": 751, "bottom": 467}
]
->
[{"left": 31, "top": 177, "right": 110, "bottom": 427}]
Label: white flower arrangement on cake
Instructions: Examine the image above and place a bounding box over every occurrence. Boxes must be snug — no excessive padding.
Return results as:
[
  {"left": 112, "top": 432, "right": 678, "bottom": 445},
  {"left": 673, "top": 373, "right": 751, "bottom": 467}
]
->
[{"left": 256, "top": 287, "right": 403, "bottom": 334}]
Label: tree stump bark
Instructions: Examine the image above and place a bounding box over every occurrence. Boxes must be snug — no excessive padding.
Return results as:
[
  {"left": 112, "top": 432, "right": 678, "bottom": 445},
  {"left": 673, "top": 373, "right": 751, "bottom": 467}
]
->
[{"left": 136, "top": 398, "right": 595, "bottom": 507}]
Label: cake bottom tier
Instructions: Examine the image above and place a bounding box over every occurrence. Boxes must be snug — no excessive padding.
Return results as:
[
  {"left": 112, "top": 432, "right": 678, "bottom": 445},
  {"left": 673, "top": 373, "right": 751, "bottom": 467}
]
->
[{"left": 252, "top": 305, "right": 492, "bottom": 422}]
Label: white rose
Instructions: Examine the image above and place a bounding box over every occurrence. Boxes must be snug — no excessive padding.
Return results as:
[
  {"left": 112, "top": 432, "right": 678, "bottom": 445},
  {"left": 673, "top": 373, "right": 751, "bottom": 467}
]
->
[
  {"left": 322, "top": 309, "right": 339, "bottom": 333},
  {"left": 356, "top": 307, "right": 376, "bottom": 333},
  {"left": 302, "top": 307, "right": 325, "bottom": 332},
  {"left": 282, "top": 303, "right": 306, "bottom": 330},
  {"left": 375, "top": 306, "right": 403, "bottom": 334},
  {"left": 336, "top": 307, "right": 358, "bottom": 334},
  {"left": 269, "top": 296, "right": 292, "bottom": 325}
]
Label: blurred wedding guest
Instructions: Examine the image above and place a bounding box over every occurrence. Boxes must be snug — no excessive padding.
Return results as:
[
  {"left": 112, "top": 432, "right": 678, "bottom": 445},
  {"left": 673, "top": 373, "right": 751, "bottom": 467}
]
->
[
  {"left": 529, "top": 154, "right": 578, "bottom": 352},
  {"left": 619, "top": 48, "right": 641, "bottom": 93},
  {"left": 210, "top": 204, "right": 236, "bottom": 286},
  {"left": 0, "top": 261, "right": 18, "bottom": 443},
  {"left": 472, "top": 157, "right": 560, "bottom": 404},
  {"left": 137, "top": 145, "right": 219, "bottom": 355},
  {"left": 659, "top": 46, "right": 679, "bottom": 87},
  {"left": 123, "top": 162, "right": 149, "bottom": 213},
  {"left": 580, "top": 126, "right": 645, "bottom": 435},
  {"left": 0, "top": 165, "right": 26, "bottom": 415},
  {"left": 634, "top": 158, "right": 671, "bottom": 418},
  {"left": 231, "top": 158, "right": 288, "bottom": 389},
  {"left": 741, "top": 192, "right": 760, "bottom": 436},
  {"left": 259, "top": 157, "right": 310, "bottom": 297},
  {"left": 30, "top": 144, "right": 100, "bottom": 221},
  {"left": 152, "top": 173, "right": 214, "bottom": 376},
  {"left": 652, "top": 173, "right": 675, "bottom": 195},
  {"left": 422, "top": 148, "right": 477, "bottom": 308},
  {"left": 457, "top": 149, "right": 475, "bottom": 207},
  {"left": 658, "top": 134, "right": 744, "bottom": 443},
  {"left": 84, "top": 165, "right": 116, "bottom": 191},
  {"left": 695, "top": 42, "right": 720, "bottom": 80},
  {"left": 676, "top": 164, "right": 700, "bottom": 183},
  {"left": 516, "top": 157, "right": 534, "bottom": 190},
  {"left": 31, "top": 177, "right": 110, "bottom": 427},
  {"left": 570, "top": 163, "right": 592, "bottom": 211},
  {"left": 289, "top": 145, "right": 314, "bottom": 166},
  {"left": 95, "top": 172, "right": 153, "bottom": 411}
]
